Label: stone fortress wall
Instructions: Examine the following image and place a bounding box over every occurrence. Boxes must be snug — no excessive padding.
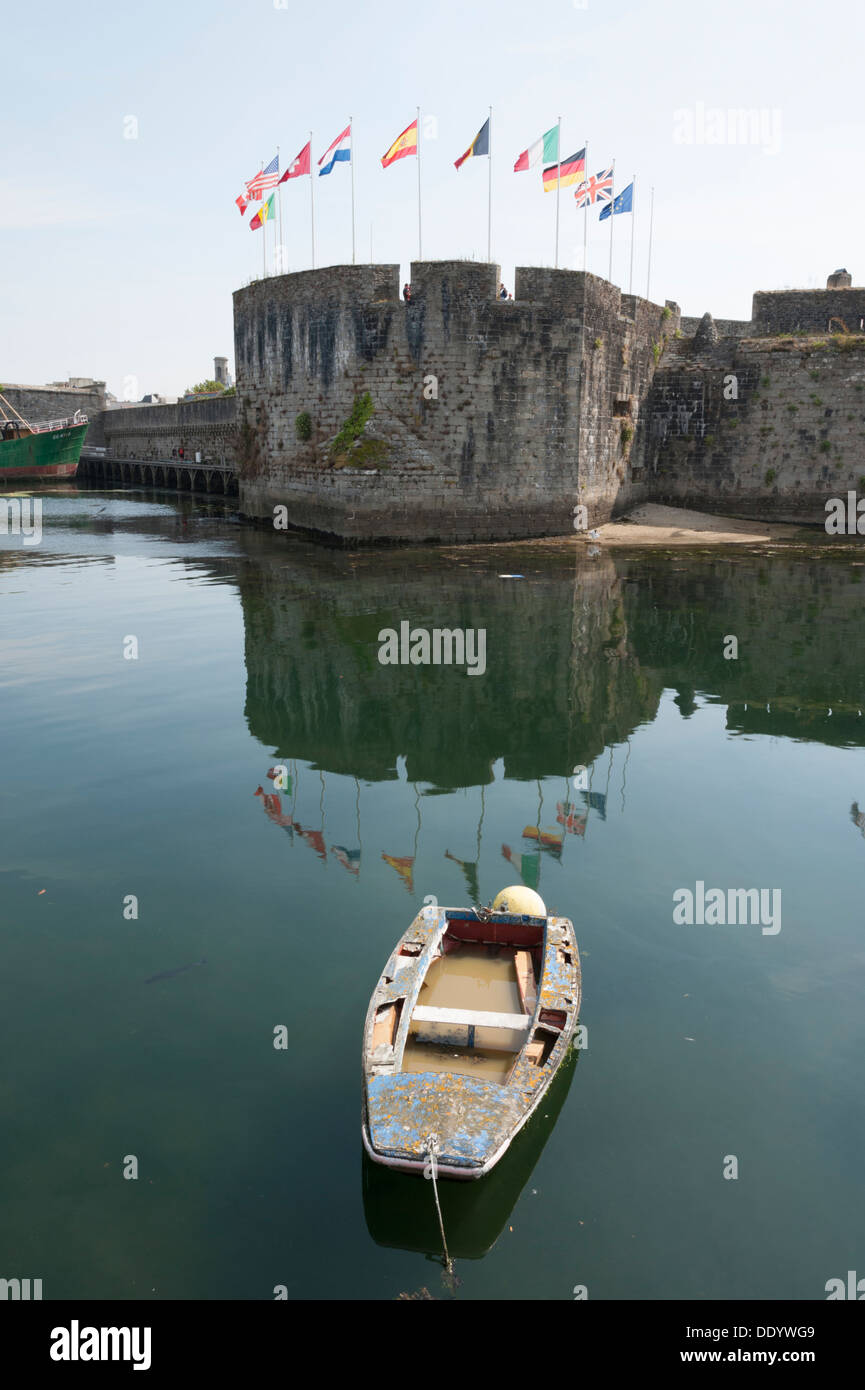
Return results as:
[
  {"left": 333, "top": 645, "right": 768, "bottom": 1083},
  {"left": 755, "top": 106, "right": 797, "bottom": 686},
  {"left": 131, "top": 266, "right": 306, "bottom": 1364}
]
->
[
  {"left": 81, "top": 265, "right": 865, "bottom": 539},
  {"left": 635, "top": 271, "right": 865, "bottom": 522},
  {"left": 232, "top": 261, "right": 677, "bottom": 542},
  {"left": 99, "top": 395, "right": 238, "bottom": 466}
]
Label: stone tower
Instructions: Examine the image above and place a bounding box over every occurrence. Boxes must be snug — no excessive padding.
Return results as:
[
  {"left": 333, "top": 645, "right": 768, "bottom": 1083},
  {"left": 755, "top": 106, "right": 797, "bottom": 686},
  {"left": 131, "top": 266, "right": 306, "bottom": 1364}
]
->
[{"left": 826, "top": 268, "right": 852, "bottom": 289}]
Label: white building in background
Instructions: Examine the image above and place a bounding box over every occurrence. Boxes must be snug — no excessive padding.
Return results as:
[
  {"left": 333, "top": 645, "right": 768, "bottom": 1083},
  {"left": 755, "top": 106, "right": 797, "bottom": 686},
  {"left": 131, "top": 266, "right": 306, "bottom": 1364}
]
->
[{"left": 214, "top": 356, "right": 233, "bottom": 388}]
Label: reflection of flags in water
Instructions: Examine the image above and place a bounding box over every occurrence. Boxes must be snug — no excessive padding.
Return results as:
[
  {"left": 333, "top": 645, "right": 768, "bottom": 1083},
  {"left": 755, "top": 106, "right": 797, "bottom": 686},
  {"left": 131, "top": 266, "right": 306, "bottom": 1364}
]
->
[
  {"left": 266, "top": 767, "right": 292, "bottom": 795},
  {"left": 382, "top": 852, "right": 415, "bottom": 893},
  {"left": 522, "top": 825, "right": 564, "bottom": 854},
  {"left": 332, "top": 845, "right": 361, "bottom": 876},
  {"left": 445, "top": 850, "right": 479, "bottom": 904},
  {"left": 254, "top": 786, "right": 294, "bottom": 830},
  {"left": 296, "top": 826, "right": 327, "bottom": 860},
  {"left": 502, "top": 844, "right": 540, "bottom": 890},
  {"left": 556, "top": 802, "right": 587, "bottom": 836},
  {"left": 581, "top": 790, "right": 607, "bottom": 820}
]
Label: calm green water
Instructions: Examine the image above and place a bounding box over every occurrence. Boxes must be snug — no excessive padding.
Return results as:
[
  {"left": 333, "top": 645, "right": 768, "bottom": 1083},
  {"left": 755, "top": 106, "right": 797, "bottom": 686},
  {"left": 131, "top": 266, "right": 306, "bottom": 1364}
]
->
[{"left": 2, "top": 489, "right": 864, "bottom": 1301}]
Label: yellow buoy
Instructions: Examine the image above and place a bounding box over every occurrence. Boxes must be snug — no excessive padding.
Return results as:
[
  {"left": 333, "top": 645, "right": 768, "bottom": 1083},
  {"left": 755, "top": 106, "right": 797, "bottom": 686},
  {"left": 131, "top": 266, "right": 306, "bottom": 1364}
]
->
[{"left": 492, "top": 885, "right": 547, "bottom": 917}]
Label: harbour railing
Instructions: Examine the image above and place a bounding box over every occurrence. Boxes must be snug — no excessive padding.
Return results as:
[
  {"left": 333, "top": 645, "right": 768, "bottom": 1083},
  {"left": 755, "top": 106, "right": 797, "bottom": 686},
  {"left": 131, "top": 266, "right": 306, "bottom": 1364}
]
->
[{"left": 29, "top": 413, "right": 89, "bottom": 433}]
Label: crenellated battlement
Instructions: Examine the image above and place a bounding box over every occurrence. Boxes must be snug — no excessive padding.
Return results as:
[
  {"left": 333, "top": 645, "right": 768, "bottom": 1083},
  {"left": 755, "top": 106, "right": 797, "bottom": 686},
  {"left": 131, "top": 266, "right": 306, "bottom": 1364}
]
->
[{"left": 232, "top": 259, "right": 678, "bottom": 542}]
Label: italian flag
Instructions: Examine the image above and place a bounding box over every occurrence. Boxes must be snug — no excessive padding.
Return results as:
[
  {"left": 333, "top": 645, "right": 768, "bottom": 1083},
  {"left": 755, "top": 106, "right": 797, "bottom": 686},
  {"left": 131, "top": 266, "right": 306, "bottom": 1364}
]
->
[{"left": 514, "top": 126, "right": 559, "bottom": 172}]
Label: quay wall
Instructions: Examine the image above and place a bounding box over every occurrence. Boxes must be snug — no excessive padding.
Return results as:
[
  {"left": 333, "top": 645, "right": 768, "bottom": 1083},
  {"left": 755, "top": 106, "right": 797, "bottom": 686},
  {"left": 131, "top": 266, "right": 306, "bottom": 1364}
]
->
[{"left": 96, "top": 396, "right": 239, "bottom": 465}]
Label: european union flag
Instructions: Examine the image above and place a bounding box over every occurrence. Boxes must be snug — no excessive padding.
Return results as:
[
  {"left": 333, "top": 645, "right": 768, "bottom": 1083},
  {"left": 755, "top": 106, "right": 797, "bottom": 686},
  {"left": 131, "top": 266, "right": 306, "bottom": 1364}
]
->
[
  {"left": 581, "top": 790, "right": 607, "bottom": 820},
  {"left": 599, "top": 181, "right": 634, "bottom": 220}
]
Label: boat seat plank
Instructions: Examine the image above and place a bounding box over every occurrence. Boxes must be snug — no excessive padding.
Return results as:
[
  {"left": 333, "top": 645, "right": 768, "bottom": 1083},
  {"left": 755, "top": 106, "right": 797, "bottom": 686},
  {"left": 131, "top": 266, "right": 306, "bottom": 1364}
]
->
[
  {"left": 411, "top": 1005, "right": 530, "bottom": 1030},
  {"left": 514, "top": 949, "right": 537, "bottom": 1014}
]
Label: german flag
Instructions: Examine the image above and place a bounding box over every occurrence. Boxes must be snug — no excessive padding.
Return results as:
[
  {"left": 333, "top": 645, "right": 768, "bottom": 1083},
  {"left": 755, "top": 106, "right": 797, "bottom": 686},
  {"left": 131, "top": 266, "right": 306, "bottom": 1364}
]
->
[
  {"left": 542, "top": 148, "right": 585, "bottom": 192},
  {"left": 381, "top": 119, "right": 418, "bottom": 168}
]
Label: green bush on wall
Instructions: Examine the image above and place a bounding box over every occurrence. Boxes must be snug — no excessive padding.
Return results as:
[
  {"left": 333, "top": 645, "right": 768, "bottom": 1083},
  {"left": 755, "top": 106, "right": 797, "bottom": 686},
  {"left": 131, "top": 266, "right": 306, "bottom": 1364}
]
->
[
  {"left": 331, "top": 392, "right": 374, "bottom": 455},
  {"left": 295, "top": 412, "right": 312, "bottom": 441}
]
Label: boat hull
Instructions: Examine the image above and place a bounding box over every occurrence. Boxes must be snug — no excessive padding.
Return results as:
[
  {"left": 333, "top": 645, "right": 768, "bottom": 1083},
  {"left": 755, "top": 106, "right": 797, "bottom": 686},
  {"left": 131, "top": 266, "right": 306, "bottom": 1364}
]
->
[
  {"left": 0, "top": 423, "right": 88, "bottom": 481},
  {"left": 362, "top": 905, "right": 581, "bottom": 1179}
]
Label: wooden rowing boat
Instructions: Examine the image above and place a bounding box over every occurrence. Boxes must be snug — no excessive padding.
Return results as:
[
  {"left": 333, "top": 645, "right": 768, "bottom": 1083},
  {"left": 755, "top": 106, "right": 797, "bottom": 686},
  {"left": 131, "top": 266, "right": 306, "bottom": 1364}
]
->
[{"left": 361, "top": 893, "right": 581, "bottom": 1180}]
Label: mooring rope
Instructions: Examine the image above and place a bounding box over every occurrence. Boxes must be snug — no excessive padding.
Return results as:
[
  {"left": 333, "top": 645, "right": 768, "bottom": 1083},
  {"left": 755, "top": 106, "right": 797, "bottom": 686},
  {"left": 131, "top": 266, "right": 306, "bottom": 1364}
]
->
[{"left": 424, "top": 1134, "right": 453, "bottom": 1273}]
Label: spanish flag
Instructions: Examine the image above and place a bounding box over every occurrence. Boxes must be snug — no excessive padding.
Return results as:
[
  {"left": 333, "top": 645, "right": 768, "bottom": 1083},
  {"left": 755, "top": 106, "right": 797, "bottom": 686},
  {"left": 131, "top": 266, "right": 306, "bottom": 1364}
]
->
[
  {"left": 542, "top": 148, "right": 586, "bottom": 193},
  {"left": 454, "top": 117, "right": 490, "bottom": 170},
  {"left": 382, "top": 852, "right": 415, "bottom": 892},
  {"left": 249, "top": 193, "right": 274, "bottom": 230},
  {"left": 381, "top": 119, "right": 418, "bottom": 168}
]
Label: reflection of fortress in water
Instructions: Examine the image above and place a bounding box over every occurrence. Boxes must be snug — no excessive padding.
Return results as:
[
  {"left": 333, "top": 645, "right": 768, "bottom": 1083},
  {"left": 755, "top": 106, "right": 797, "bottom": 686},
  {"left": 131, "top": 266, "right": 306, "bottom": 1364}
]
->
[{"left": 239, "top": 542, "right": 865, "bottom": 892}]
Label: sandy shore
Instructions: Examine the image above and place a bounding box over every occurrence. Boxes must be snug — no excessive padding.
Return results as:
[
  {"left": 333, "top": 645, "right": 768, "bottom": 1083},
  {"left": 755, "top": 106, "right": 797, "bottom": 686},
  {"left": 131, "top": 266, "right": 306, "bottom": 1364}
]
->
[{"left": 574, "top": 503, "right": 811, "bottom": 547}]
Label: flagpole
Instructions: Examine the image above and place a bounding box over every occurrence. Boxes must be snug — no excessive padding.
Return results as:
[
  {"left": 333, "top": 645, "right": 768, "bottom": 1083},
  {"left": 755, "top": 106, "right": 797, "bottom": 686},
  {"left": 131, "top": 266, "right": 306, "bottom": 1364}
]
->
[
  {"left": 608, "top": 159, "right": 615, "bottom": 283},
  {"left": 417, "top": 105, "right": 423, "bottom": 260},
  {"left": 629, "top": 174, "right": 636, "bottom": 295},
  {"left": 310, "top": 130, "right": 316, "bottom": 269},
  {"left": 262, "top": 202, "right": 266, "bottom": 280},
  {"left": 350, "top": 117, "right": 356, "bottom": 264},
  {"left": 646, "top": 185, "right": 655, "bottom": 301},
  {"left": 277, "top": 145, "right": 283, "bottom": 273},
  {"left": 583, "top": 137, "right": 589, "bottom": 273},
  {"left": 487, "top": 105, "right": 492, "bottom": 264},
  {"left": 555, "top": 115, "right": 562, "bottom": 268}
]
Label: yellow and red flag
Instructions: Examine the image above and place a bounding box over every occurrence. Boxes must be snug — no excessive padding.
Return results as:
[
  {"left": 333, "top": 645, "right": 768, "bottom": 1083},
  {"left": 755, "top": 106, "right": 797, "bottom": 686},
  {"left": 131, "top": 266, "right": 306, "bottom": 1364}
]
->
[
  {"left": 249, "top": 193, "right": 275, "bottom": 231},
  {"left": 382, "top": 852, "right": 415, "bottom": 892},
  {"left": 454, "top": 117, "right": 490, "bottom": 171},
  {"left": 381, "top": 119, "right": 418, "bottom": 168}
]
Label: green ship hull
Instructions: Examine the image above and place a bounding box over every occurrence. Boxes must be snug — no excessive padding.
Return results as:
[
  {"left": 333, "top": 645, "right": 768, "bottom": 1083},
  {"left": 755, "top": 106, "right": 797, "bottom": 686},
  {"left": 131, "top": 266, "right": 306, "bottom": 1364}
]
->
[{"left": 0, "top": 422, "right": 88, "bottom": 481}]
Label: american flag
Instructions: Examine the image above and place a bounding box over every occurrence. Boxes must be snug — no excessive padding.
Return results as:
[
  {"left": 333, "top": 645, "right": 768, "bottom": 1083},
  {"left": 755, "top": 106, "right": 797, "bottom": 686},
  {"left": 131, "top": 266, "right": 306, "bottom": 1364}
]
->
[
  {"left": 246, "top": 154, "right": 280, "bottom": 200},
  {"left": 575, "top": 167, "right": 613, "bottom": 208}
]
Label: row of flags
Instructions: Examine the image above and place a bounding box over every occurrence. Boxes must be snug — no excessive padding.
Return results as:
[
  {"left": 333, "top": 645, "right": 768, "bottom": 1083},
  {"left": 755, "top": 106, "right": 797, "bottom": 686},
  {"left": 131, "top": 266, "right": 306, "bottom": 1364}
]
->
[
  {"left": 236, "top": 118, "right": 635, "bottom": 233},
  {"left": 257, "top": 773, "right": 608, "bottom": 901},
  {"left": 513, "top": 128, "right": 635, "bottom": 220},
  {"left": 236, "top": 112, "right": 649, "bottom": 289}
]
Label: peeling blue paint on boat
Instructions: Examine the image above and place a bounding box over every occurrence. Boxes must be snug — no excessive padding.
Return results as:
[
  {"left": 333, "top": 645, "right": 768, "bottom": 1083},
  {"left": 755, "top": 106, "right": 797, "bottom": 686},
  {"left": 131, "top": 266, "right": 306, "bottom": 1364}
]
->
[{"left": 361, "top": 904, "right": 582, "bottom": 1180}]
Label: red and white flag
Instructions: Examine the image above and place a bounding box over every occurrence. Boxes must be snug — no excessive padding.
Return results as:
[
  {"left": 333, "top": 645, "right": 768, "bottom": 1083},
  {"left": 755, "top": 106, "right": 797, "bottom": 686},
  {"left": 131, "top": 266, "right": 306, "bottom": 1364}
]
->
[
  {"left": 575, "top": 167, "right": 613, "bottom": 208},
  {"left": 235, "top": 193, "right": 249, "bottom": 216},
  {"left": 246, "top": 155, "right": 280, "bottom": 201},
  {"left": 280, "top": 141, "right": 311, "bottom": 182}
]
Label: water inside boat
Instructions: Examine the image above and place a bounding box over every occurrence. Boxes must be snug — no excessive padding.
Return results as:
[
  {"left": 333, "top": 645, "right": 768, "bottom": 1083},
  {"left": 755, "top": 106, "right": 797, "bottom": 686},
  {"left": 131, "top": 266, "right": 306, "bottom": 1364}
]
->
[{"left": 402, "top": 932, "right": 541, "bottom": 1084}]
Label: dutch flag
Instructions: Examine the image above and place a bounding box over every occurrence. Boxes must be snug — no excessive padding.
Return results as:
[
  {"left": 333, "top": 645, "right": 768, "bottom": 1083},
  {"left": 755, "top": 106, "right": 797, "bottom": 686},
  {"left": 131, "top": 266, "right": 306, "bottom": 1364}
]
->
[{"left": 319, "top": 125, "right": 351, "bottom": 176}]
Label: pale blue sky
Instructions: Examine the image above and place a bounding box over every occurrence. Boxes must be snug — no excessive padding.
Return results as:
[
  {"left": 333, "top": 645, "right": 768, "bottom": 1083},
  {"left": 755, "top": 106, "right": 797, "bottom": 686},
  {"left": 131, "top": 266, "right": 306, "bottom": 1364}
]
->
[{"left": 2, "top": 0, "right": 862, "bottom": 398}]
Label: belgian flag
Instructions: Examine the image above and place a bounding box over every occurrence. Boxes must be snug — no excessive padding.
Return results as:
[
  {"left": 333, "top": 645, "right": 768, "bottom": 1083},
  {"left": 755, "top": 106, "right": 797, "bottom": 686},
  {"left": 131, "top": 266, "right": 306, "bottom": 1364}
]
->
[{"left": 454, "top": 117, "right": 490, "bottom": 171}]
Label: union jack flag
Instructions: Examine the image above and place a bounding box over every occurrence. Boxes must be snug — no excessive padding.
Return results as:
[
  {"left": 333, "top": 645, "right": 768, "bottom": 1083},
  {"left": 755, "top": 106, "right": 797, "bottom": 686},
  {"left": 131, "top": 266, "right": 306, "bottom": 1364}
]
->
[
  {"left": 246, "top": 154, "right": 280, "bottom": 200},
  {"left": 574, "top": 167, "right": 613, "bottom": 209}
]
